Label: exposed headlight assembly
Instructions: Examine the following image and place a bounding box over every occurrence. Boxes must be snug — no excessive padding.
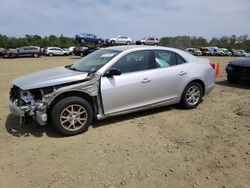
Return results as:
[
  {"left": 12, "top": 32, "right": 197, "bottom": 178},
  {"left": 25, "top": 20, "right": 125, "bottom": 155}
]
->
[{"left": 20, "top": 90, "right": 34, "bottom": 103}]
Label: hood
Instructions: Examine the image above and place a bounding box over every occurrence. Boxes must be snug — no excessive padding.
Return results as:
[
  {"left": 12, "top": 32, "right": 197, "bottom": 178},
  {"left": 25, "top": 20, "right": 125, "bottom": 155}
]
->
[
  {"left": 229, "top": 58, "right": 250, "bottom": 68},
  {"left": 13, "top": 66, "right": 89, "bottom": 90}
]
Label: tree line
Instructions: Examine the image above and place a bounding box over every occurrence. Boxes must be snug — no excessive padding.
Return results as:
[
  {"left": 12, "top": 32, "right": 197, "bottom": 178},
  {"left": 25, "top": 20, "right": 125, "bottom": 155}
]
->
[
  {"left": 160, "top": 35, "right": 250, "bottom": 52},
  {"left": 0, "top": 34, "right": 249, "bottom": 52},
  {"left": 0, "top": 34, "right": 78, "bottom": 49}
]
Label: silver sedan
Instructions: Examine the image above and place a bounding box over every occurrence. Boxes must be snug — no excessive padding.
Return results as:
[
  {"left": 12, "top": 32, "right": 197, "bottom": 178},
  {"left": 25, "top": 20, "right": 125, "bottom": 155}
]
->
[{"left": 9, "top": 46, "right": 215, "bottom": 135}]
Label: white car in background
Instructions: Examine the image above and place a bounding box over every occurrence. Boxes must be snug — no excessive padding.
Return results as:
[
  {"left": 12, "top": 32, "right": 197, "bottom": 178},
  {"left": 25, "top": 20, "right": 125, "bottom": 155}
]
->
[
  {"left": 221, "top": 48, "right": 232, "bottom": 56},
  {"left": 44, "top": 47, "right": 70, "bottom": 56},
  {"left": 107, "top": 36, "right": 133, "bottom": 45},
  {"left": 140, "top": 37, "right": 160, "bottom": 45}
]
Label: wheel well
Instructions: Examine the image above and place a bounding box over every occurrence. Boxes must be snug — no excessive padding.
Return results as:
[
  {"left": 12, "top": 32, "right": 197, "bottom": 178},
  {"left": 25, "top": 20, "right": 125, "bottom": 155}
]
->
[
  {"left": 48, "top": 91, "right": 95, "bottom": 116},
  {"left": 189, "top": 80, "right": 205, "bottom": 96}
]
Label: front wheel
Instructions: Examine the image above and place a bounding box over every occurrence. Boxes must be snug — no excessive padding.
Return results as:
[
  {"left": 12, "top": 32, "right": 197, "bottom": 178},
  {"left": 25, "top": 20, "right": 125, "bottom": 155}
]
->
[
  {"left": 51, "top": 96, "right": 93, "bottom": 135},
  {"left": 181, "top": 82, "right": 203, "bottom": 109}
]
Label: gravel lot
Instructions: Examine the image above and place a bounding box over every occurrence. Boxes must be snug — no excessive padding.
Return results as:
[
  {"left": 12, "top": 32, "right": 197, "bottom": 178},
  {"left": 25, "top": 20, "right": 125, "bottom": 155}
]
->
[{"left": 0, "top": 56, "right": 249, "bottom": 188}]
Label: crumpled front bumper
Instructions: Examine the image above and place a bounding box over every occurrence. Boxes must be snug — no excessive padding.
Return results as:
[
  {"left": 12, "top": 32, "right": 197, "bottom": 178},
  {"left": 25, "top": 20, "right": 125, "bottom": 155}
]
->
[
  {"left": 8, "top": 99, "right": 25, "bottom": 117},
  {"left": 8, "top": 99, "right": 48, "bottom": 125}
]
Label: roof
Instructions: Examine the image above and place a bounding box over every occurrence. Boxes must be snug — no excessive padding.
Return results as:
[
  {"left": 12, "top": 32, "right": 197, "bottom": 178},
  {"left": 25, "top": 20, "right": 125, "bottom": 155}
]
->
[{"left": 104, "top": 45, "right": 199, "bottom": 62}]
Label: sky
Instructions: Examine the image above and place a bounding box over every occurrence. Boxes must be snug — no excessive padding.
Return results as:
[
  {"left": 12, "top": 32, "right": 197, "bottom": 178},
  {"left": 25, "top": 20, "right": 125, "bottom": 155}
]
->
[{"left": 0, "top": 0, "right": 249, "bottom": 40}]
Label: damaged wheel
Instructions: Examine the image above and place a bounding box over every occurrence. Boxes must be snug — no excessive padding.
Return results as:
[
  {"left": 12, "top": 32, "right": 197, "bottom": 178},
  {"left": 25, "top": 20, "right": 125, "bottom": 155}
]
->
[{"left": 51, "top": 96, "right": 93, "bottom": 135}]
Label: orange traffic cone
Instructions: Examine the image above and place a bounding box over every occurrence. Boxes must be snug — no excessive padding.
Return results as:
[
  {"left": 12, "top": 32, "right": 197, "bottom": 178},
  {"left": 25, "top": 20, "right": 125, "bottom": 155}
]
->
[{"left": 215, "top": 63, "right": 221, "bottom": 77}]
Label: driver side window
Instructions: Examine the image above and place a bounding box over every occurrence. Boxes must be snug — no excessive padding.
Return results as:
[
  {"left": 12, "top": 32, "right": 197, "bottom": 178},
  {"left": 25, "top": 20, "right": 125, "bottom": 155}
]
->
[{"left": 111, "top": 50, "right": 152, "bottom": 73}]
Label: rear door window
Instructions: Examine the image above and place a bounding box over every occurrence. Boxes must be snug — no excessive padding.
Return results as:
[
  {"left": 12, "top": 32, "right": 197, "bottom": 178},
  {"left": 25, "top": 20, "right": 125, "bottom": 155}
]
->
[
  {"left": 111, "top": 50, "right": 154, "bottom": 73},
  {"left": 154, "top": 50, "right": 177, "bottom": 68}
]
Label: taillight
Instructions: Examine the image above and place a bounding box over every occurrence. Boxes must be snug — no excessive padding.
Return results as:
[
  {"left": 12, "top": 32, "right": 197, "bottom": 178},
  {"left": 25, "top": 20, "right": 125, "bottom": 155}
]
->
[{"left": 209, "top": 62, "right": 215, "bottom": 69}]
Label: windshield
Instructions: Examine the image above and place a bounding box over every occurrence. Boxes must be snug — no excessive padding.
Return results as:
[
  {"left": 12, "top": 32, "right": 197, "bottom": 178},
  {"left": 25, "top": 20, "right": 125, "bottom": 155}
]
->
[{"left": 71, "top": 49, "right": 121, "bottom": 73}]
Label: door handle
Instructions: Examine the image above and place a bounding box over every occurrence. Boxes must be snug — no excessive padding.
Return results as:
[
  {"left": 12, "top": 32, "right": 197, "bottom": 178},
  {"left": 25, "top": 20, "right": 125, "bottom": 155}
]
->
[
  {"left": 141, "top": 78, "right": 151, "bottom": 83},
  {"left": 179, "top": 71, "right": 187, "bottom": 76}
]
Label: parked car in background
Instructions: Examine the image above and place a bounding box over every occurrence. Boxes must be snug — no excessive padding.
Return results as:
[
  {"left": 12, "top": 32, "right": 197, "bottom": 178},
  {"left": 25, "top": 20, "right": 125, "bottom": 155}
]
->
[
  {"left": 221, "top": 48, "right": 232, "bottom": 56},
  {"left": 140, "top": 37, "right": 160, "bottom": 45},
  {"left": 229, "top": 49, "right": 242, "bottom": 57},
  {"left": 0, "top": 48, "right": 5, "bottom": 57},
  {"left": 76, "top": 33, "right": 104, "bottom": 44},
  {"left": 205, "top": 47, "right": 216, "bottom": 56},
  {"left": 226, "top": 58, "right": 250, "bottom": 83},
  {"left": 44, "top": 47, "right": 70, "bottom": 56},
  {"left": 8, "top": 45, "right": 215, "bottom": 135},
  {"left": 73, "top": 47, "right": 96, "bottom": 57},
  {"left": 67, "top": 46, "right": 75, "bottom": 55},
  {"left": 106, "top": 36, "right": 133, "bottom": 45},
  {"left": 185, "top": 48, "right": 202, "bottom": 56},
  {"left": 200, "top": 47, "right": 211, "bottom": 56},
  {"left": 215, "top": 48, "right": 225, "bottom": 56},
  {"left": 4, "top": 46, "right": 42, "bottom": 58},
  {"left": 206, "top": 47, "right": 224, "bottom": 56},
  {"left": 238, "top": 50, "right": 247, "bottom": 57}
]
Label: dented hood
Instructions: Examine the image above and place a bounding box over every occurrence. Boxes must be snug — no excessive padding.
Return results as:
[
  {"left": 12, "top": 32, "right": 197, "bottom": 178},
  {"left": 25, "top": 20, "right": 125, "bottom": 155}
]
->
[{"left": 13, "top": 66, "right": 89, "bottom": 90}]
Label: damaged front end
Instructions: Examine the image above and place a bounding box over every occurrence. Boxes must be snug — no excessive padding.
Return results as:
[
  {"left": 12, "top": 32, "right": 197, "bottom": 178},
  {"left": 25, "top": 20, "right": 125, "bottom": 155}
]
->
[
  {"left": 8, "top": 73, "right": 101, "bottom": 126},
  {"left": 9, "top": 85, "right": 52, "bottom": 125}
]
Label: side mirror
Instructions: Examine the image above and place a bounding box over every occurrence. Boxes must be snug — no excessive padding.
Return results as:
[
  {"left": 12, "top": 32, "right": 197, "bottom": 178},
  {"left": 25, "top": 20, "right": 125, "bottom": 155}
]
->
[{"left": 104, "top": 68, "right": 121, "bottom": 77}]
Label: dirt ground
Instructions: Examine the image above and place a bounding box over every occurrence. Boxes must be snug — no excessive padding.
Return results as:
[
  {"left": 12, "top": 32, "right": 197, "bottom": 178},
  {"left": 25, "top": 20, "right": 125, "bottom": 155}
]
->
[{"left": 0, "top": 56, "right": 249, "bottom": 188}]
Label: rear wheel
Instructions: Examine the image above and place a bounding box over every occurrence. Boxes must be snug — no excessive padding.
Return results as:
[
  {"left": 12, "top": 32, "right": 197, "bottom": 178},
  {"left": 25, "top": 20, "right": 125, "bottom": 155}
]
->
[
  {"left": 33, "top": 53, "right": 39, "bottom": 58},
  {"left": 181, "top": 82, "right": 203, "bottom": 109},
  {"left": 51, "top": 96, "right": 93, "bottom": 136},
  {"left": 111, "top": 40, "right": 115, "bottom": 45},
  {"left": 126, "top": 41, "right": 131, "bottom": 45}
]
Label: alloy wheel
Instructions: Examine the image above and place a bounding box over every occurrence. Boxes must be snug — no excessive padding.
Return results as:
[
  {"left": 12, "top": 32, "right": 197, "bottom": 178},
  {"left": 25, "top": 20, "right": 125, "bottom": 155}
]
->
[
  {"left": 60, "top": 104, "right": 88, "bottom": 131},
  {"left": 186, "top": 86, "right": 201, "bottom": 106}
]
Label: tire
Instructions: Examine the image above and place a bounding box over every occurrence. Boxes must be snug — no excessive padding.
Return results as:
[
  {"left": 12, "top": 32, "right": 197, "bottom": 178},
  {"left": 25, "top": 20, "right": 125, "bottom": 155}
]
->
[
  {"left": 111, "top": 40, "right": 115, "bottom": 45},
  {"left": 80, "top": 52, "right": 84, "bottom": 57},
  {"left": 126, "top": 41, "right": 131, "bottom": 45},
  {"left": 33, "top": 53, "right": 39, "bottom": 58},
  {"left": 97, "top": 40, "right": 102, "bottom": 44},
  {"left": 227, "top": 75, "right": 237, "bottom": 84},
  {"left": 181, "top": 82, "right": 203, "bottom": 109},
  {"left": 11, "top": 53, "right": 17, "bottom": 58},
  {"left": 141, "top": 42, "right": 145, "bottom": 45},
  {"left": 49, "top": 53, "right": 53, "bottom": 57},
  {"left": 51, "top": 96, "right": 93, "bottom": 136}
]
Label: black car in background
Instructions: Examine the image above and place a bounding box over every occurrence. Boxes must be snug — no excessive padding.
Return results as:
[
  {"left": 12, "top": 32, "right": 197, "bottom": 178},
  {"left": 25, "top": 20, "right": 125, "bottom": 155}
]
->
[
  {"left": 73, "top": 47, "right": 97, "bottom": 57},
  {"left": 226, "top": 58, "right": 250, "bottom": 83},
  {"left": 4, "top": 46, "right": 42, "bottom": 58}
]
